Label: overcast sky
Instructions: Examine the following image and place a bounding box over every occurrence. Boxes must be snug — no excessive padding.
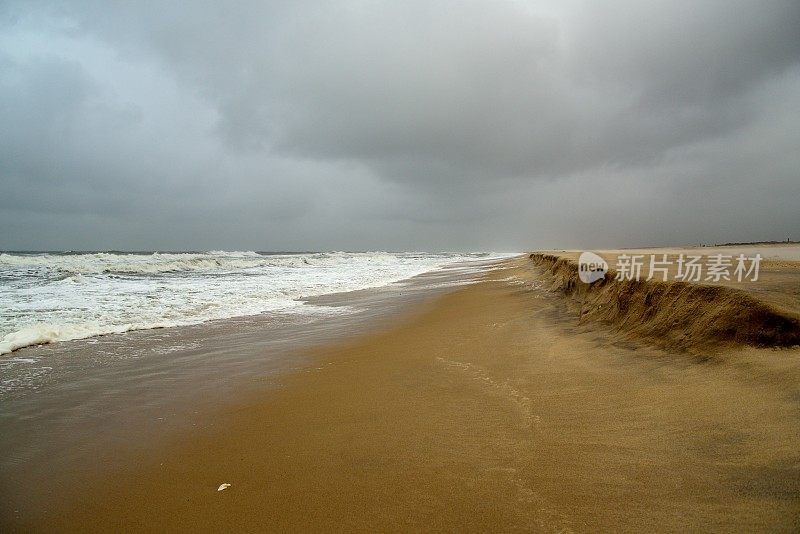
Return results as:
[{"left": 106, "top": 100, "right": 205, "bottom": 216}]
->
[{"left": 1, "top": 1, "right": 798, "bottom": 251}]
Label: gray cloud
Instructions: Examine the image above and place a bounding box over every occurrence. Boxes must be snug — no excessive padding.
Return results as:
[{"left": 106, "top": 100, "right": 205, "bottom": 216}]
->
[{"left": 0, "top": 0, "right": 798, "bottom": 251}]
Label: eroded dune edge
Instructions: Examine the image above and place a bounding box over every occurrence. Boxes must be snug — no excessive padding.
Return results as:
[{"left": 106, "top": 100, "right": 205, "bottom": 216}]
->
[{"left": 529, "top": 253, "right": 800, "bottom": 351}]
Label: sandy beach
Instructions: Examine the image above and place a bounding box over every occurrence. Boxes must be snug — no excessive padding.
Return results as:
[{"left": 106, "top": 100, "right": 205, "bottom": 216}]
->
[
  {"left": 5, "top": 249, "right": 799, "bottom": 532},
  {"left": 4, "top": 1, "right": 799, "bottom": 530}
]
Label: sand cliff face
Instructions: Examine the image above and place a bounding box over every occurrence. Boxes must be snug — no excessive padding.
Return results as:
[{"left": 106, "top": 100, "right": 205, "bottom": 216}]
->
[{"left": 529, "top": 253, "right": 800, "bottom": 351}]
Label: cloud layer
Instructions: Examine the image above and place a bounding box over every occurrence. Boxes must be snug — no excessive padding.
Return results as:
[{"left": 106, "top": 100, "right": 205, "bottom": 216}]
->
[{"left": 1, "top": 0, "right": 798, "bottom": 250}]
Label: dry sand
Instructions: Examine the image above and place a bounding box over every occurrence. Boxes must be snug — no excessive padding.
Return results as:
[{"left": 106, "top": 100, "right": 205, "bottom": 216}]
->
[{"left": 8, "top": 253, "right": 800, "bottom": 532}]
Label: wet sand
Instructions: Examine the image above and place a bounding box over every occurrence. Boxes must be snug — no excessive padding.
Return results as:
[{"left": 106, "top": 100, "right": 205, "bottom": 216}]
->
[
  {"left": 0, "top": 262, "right": 491, "bottom": 525},
  {"left": 5, "top": 254, "right": 798, "bottom": 532}
]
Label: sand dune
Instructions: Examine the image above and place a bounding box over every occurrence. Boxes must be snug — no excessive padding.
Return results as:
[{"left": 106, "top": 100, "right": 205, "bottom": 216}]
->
[{"left": 529, "top": 251, "right": 800, "bottom": 352}]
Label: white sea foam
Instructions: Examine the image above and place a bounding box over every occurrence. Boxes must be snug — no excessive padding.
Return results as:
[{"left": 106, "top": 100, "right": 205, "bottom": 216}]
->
[{"left": 0, "top": 251, "right": 514, "bottom": 355}]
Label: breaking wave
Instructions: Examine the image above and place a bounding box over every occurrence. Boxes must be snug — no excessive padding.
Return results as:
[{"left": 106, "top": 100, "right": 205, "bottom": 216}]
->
[{"left": 0, "top": 251, "right": 511, "bottom": 355}]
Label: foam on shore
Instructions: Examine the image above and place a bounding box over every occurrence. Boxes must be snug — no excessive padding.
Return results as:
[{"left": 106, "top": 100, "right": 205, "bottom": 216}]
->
[{"left": 0, "top": 251, "right": 513, "bottom": 355}]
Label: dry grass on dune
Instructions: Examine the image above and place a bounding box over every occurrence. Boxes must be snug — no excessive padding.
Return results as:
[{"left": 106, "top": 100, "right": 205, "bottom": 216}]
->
[{"left": 529, "top": 253, "right": 800, "bottom": 351}]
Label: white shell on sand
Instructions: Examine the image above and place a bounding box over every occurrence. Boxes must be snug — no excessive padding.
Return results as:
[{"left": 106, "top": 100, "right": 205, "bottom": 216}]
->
[{"left": 217, "top": 483, "right": 231, "bottom": 491}]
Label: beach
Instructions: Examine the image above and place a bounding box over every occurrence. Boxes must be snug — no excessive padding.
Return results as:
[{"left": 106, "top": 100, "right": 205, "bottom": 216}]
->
[
  {"left": 3, "top": 247, "right": 799, "bottom": 531},
  {"left": 4, "top": 0, "right": 799, "bottom": 530}
]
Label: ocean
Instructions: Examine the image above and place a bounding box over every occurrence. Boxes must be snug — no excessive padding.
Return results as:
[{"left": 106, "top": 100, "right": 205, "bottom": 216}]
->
[{"left": 0, "top": 250, "right": 510, "bottom": 356}]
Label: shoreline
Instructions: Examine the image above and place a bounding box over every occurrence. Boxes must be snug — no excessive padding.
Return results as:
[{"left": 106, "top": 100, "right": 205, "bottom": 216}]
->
[
  {"left": 0, "top": 258, "right": 506, "bottom": 526},
  {"left": 7, "top": 254, "right": 800, "bottom": 531},
  {"left": 0, "top": 252, "right": 512, "bottom": 357}
]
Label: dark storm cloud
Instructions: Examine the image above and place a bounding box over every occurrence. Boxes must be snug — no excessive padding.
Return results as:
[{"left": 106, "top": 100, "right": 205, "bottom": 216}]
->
[{"left": 0, "top": 0, "right": 798, "bottom": 250}]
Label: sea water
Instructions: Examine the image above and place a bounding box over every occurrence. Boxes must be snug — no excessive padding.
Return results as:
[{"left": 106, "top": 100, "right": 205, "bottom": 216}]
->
[{"left": 0, "top": 250, "right": 510, "bottom": 355}]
